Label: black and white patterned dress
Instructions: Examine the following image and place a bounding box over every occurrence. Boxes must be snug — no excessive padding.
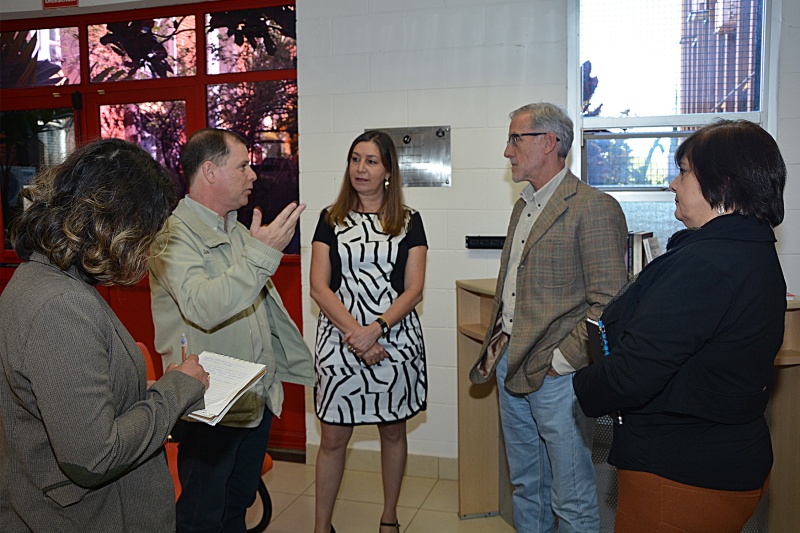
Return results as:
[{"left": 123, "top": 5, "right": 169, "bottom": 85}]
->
[{"left": 313, "top": 209, "right": 427, "bottom": 425}]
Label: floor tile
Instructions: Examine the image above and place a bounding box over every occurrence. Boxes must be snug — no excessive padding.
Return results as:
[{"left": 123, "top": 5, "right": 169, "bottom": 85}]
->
[
  {"left": 262, "top": 461, "right": 500, "bottom": 533},
  {"left": 264, "top": 494, "right": 315, "bottom": 532},
  {"left": 247, "top": 490, "right": 300, "bottom": 528},
  {"left": 330, "top": 499, "right": 417, "bottom": 533},
  {"left": 264, "top": 460, "right": 316, "bottom": 495},
  {"left": 420, "top": 479, "right": 458, "bottom": 512},
  {"left": 404, "top": 509, "right": 514, "bottom": 533},
  {"left": 334, "top": 470, "right": 437, "bottom": 509},
  {"left": 265, "top": 494, "right": 417, "bottom": 533}
]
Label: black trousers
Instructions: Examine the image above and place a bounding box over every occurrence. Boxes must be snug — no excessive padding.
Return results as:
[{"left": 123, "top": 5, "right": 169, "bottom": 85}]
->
[{"left": 175, "top": 409, "right": 273, "bottom": 533}]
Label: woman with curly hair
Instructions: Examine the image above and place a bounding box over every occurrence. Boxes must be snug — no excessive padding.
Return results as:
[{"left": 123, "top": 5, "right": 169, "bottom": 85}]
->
[{"left": 0, "top": 138, "right": 210, "bottom": 532}]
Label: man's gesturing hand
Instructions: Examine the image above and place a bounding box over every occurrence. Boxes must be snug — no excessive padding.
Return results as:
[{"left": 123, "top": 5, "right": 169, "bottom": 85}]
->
[{"left": 250, "top": 202, "right": 306, "bottom": 251}]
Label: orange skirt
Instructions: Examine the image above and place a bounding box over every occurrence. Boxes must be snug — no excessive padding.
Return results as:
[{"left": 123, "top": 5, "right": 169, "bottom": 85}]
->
[{"left": 615, "top": 469, "right": 769, "bottom": 533}]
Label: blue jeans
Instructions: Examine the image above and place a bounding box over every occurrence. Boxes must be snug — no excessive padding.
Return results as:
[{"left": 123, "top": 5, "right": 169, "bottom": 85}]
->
[
  {"left": 175, "top": 410, "right": 273, "bottom": 533},
  {"left": 496, "top": 350, "right": 599, "bottom": 533}
]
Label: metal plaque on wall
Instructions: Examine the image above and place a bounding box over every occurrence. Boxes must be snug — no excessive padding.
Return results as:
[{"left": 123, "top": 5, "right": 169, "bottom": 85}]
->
[{"left": 377, "top": 126, "right": 451, "bottom": 187}]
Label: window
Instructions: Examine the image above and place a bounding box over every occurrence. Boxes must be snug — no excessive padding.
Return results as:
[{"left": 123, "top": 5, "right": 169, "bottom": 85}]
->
[
  {"left": 0, "top": 28, "right": 80, "bottom": 87},
  {"left": 205, "top": 6, "right": 296, "bottom": 74},
  {"left": 575, "top": 0, "right": 768, "bottom": 249},
  {"left": 0, "top": 1, "right": 299, "bottom": 256},
  {"left": 88, "top": 16, "right": 197, "bottom": 82},
  {"left": 0, "top": 108, "right": 75, "bottom": 248}
]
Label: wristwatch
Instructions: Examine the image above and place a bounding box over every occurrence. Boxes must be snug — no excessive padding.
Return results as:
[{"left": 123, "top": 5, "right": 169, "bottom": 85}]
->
[{"left": 375, "top": 316, "right": 390, "bottom": 336}]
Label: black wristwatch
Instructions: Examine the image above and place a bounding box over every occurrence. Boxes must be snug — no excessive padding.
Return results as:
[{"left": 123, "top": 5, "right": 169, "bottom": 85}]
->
[{"left": 375, "top": 316, "right": 390, "bottom": 336}]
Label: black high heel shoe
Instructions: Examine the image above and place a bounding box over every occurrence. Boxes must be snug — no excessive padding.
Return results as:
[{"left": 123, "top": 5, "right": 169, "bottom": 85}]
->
[{"left": 379, "top": 521, "right": 400, "bottom": 532}]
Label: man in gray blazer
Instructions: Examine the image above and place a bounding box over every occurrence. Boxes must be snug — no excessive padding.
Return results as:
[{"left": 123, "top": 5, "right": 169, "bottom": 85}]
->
[{"left": 470, "top": 103, "right": 628, "bottom": 532}]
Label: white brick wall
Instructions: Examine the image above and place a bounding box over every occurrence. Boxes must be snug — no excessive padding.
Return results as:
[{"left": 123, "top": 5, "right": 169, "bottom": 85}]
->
[
  {"left": 776, "top": 1, "right": 800, "bottom": 291},
  {"left": 297, "top": 0, "right": 800, "bottom": 461}
]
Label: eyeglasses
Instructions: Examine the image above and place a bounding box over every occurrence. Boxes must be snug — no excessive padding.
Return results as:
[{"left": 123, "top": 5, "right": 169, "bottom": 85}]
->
[{"left": 506, "top": 132, "right": 560, "bottom": 146}]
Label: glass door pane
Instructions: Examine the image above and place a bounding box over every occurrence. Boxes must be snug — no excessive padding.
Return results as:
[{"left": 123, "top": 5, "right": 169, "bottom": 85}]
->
[
  {"left": 85, "top": 86, "right": 199, "bottom": 197},
  {"left": 99, "top": 99, "right": 187, "bottom": 193},
  {"left": 207, "top": 79, "right": 298, "bottom": 252},
  {"left": 0, "top": 108, "right": 75, "bottom": 249}
]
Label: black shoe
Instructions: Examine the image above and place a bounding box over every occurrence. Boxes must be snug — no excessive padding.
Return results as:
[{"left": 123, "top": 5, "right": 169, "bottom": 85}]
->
[{"left": 380, "top": 521, "right": 400, "bottom": 532}]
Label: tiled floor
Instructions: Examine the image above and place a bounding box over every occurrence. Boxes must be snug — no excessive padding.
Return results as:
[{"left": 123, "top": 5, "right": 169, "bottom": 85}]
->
[{"left": 248, "top": 460, "right": 514, "bottom": 533}]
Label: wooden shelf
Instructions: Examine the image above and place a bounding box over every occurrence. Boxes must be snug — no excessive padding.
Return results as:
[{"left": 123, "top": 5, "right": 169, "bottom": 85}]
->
[
  {"left": 458, "top": 323, "right": 487, "bottom": 342},
  {"left": 775, "top": 349, "right": 800, "bottom": 367},
  {"left": 456, "top": 278, "right": 508, "bottom": 522},
  {"left": 770, "top": 304, "right": 800, "bottom": 531}
]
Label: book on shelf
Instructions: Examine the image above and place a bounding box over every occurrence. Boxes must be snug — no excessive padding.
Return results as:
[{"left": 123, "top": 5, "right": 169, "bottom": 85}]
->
[
  {"left": 187, "top": 351, "right": 266, "bottom": 426},
  {"left": 627, "top": 231, "right": 653, "bottom": 278},
  {"left": 643, "top": 236, "right": 662, "bottom": 264}
]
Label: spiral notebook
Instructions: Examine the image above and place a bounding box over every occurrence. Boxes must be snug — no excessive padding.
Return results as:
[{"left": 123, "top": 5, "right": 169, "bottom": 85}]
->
[{"left": 187, "top": 351, "right": 266, "bottom": 426}]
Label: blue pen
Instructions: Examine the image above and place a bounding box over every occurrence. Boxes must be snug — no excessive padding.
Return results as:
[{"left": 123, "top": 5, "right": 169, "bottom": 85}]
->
[{"left": 181, "top": 333, "right": 187, "bottom": 362}]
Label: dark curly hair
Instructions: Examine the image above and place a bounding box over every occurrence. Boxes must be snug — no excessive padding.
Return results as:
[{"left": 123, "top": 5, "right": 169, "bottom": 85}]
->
[
  {"left": 675, "top": 120, "right": 786, "bottom": 227},
  {"left": 11, "top": 138, "right": 176, "bottom": 286}
]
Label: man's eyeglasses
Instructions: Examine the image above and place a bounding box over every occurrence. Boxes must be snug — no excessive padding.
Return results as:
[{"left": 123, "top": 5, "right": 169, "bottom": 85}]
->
[{"left": 507, "top": 132, "right": 560, "bottom": 146}]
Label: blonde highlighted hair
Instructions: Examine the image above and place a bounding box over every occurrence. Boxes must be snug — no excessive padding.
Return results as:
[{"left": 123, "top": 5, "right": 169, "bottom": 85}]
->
[{"left": 11, "top": 138, "right": 176, "bottom": 286}]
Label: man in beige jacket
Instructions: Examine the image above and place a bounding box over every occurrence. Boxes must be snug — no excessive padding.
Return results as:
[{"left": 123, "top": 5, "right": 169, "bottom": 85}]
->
[{"left": 149, "top": 128, "right": 312, "bottom": 532}]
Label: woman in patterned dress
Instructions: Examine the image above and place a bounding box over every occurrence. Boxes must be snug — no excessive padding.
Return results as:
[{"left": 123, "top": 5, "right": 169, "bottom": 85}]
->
[{"left": 310, "top": 130, "right": 428, "bottom": 533}]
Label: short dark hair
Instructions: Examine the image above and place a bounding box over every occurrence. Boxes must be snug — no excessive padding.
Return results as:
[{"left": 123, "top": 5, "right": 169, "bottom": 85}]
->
[
  {"left": 181, "top": 128, "right": 248, "bottom": 186},
  {"left": 11, "top": 138, "right": 176, "bottom": 285},
  {"left": 675, "top": 120, "right": 785, "bottom": 227},
  {"left": 326, "top": 130, "right": 408, "bottom": 236}
]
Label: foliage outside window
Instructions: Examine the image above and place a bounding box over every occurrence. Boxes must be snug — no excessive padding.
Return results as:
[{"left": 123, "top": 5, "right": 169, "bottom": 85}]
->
[
  {"left": 88, "top": 16, "right": 196, "bottom": 82},
  {"left": 0, "top": 28, "right": 79, "bottom": 88},
  {"left": 208, "top": 79, "right": 299, "bottom": 252},
  {"left": 100, "top": 101, "right": 186, "bottom": 191},
  {"left": 205, "top": 6, "right": 297, "bottom": 74}
]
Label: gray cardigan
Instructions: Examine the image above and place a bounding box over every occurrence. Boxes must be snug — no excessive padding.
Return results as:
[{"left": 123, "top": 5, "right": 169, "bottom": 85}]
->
[{"left": 0, "top": 254, "right": 204, "bottom": 532}]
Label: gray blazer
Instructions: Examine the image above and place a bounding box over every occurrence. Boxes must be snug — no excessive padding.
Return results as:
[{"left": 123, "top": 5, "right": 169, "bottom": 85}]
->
[
  {"left": 470, "top": 172, "right": 628, "bottom": 394},
  {"left": 0, "top": 254, "right": 204, "bottom": 532}
]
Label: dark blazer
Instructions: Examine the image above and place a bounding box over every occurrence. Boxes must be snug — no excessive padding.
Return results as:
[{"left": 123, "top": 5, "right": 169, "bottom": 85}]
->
[
  {"left": 573, "top": 214, "right": 786, "bottom": 491},
  {"left": 0, "top": 254, "right": 204, "bottom": 532},
  {"left": 470, "top": 171, "right": 628, "bottom": 394}
]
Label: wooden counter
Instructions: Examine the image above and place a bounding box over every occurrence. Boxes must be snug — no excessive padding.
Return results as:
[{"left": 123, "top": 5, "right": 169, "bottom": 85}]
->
[{"left": 769, "top": 299, "right": 800, "bottom": 531}]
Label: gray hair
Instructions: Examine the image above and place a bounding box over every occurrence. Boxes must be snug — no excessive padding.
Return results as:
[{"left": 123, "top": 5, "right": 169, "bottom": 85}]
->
[{"left": 510, "top": 103, "right": 574, "bottom": 159}]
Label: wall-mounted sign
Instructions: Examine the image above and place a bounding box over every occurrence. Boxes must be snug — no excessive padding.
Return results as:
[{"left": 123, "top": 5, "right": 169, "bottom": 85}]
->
[
  {"left": 378, "top": 126, "right": 451, "bottom": 187},
  {"left": 43, "top": 0, "right": 78, "bottom": 8}
]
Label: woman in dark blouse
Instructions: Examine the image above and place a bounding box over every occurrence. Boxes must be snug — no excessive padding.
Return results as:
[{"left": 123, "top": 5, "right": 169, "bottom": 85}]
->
[{"left": 573, "top": 120, "right": 786, "bottom": 533}]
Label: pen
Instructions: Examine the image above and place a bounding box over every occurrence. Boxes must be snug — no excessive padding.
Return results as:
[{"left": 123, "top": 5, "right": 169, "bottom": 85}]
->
[{"left": 181, "top": 333, "right": 187, "bottom": 362}]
